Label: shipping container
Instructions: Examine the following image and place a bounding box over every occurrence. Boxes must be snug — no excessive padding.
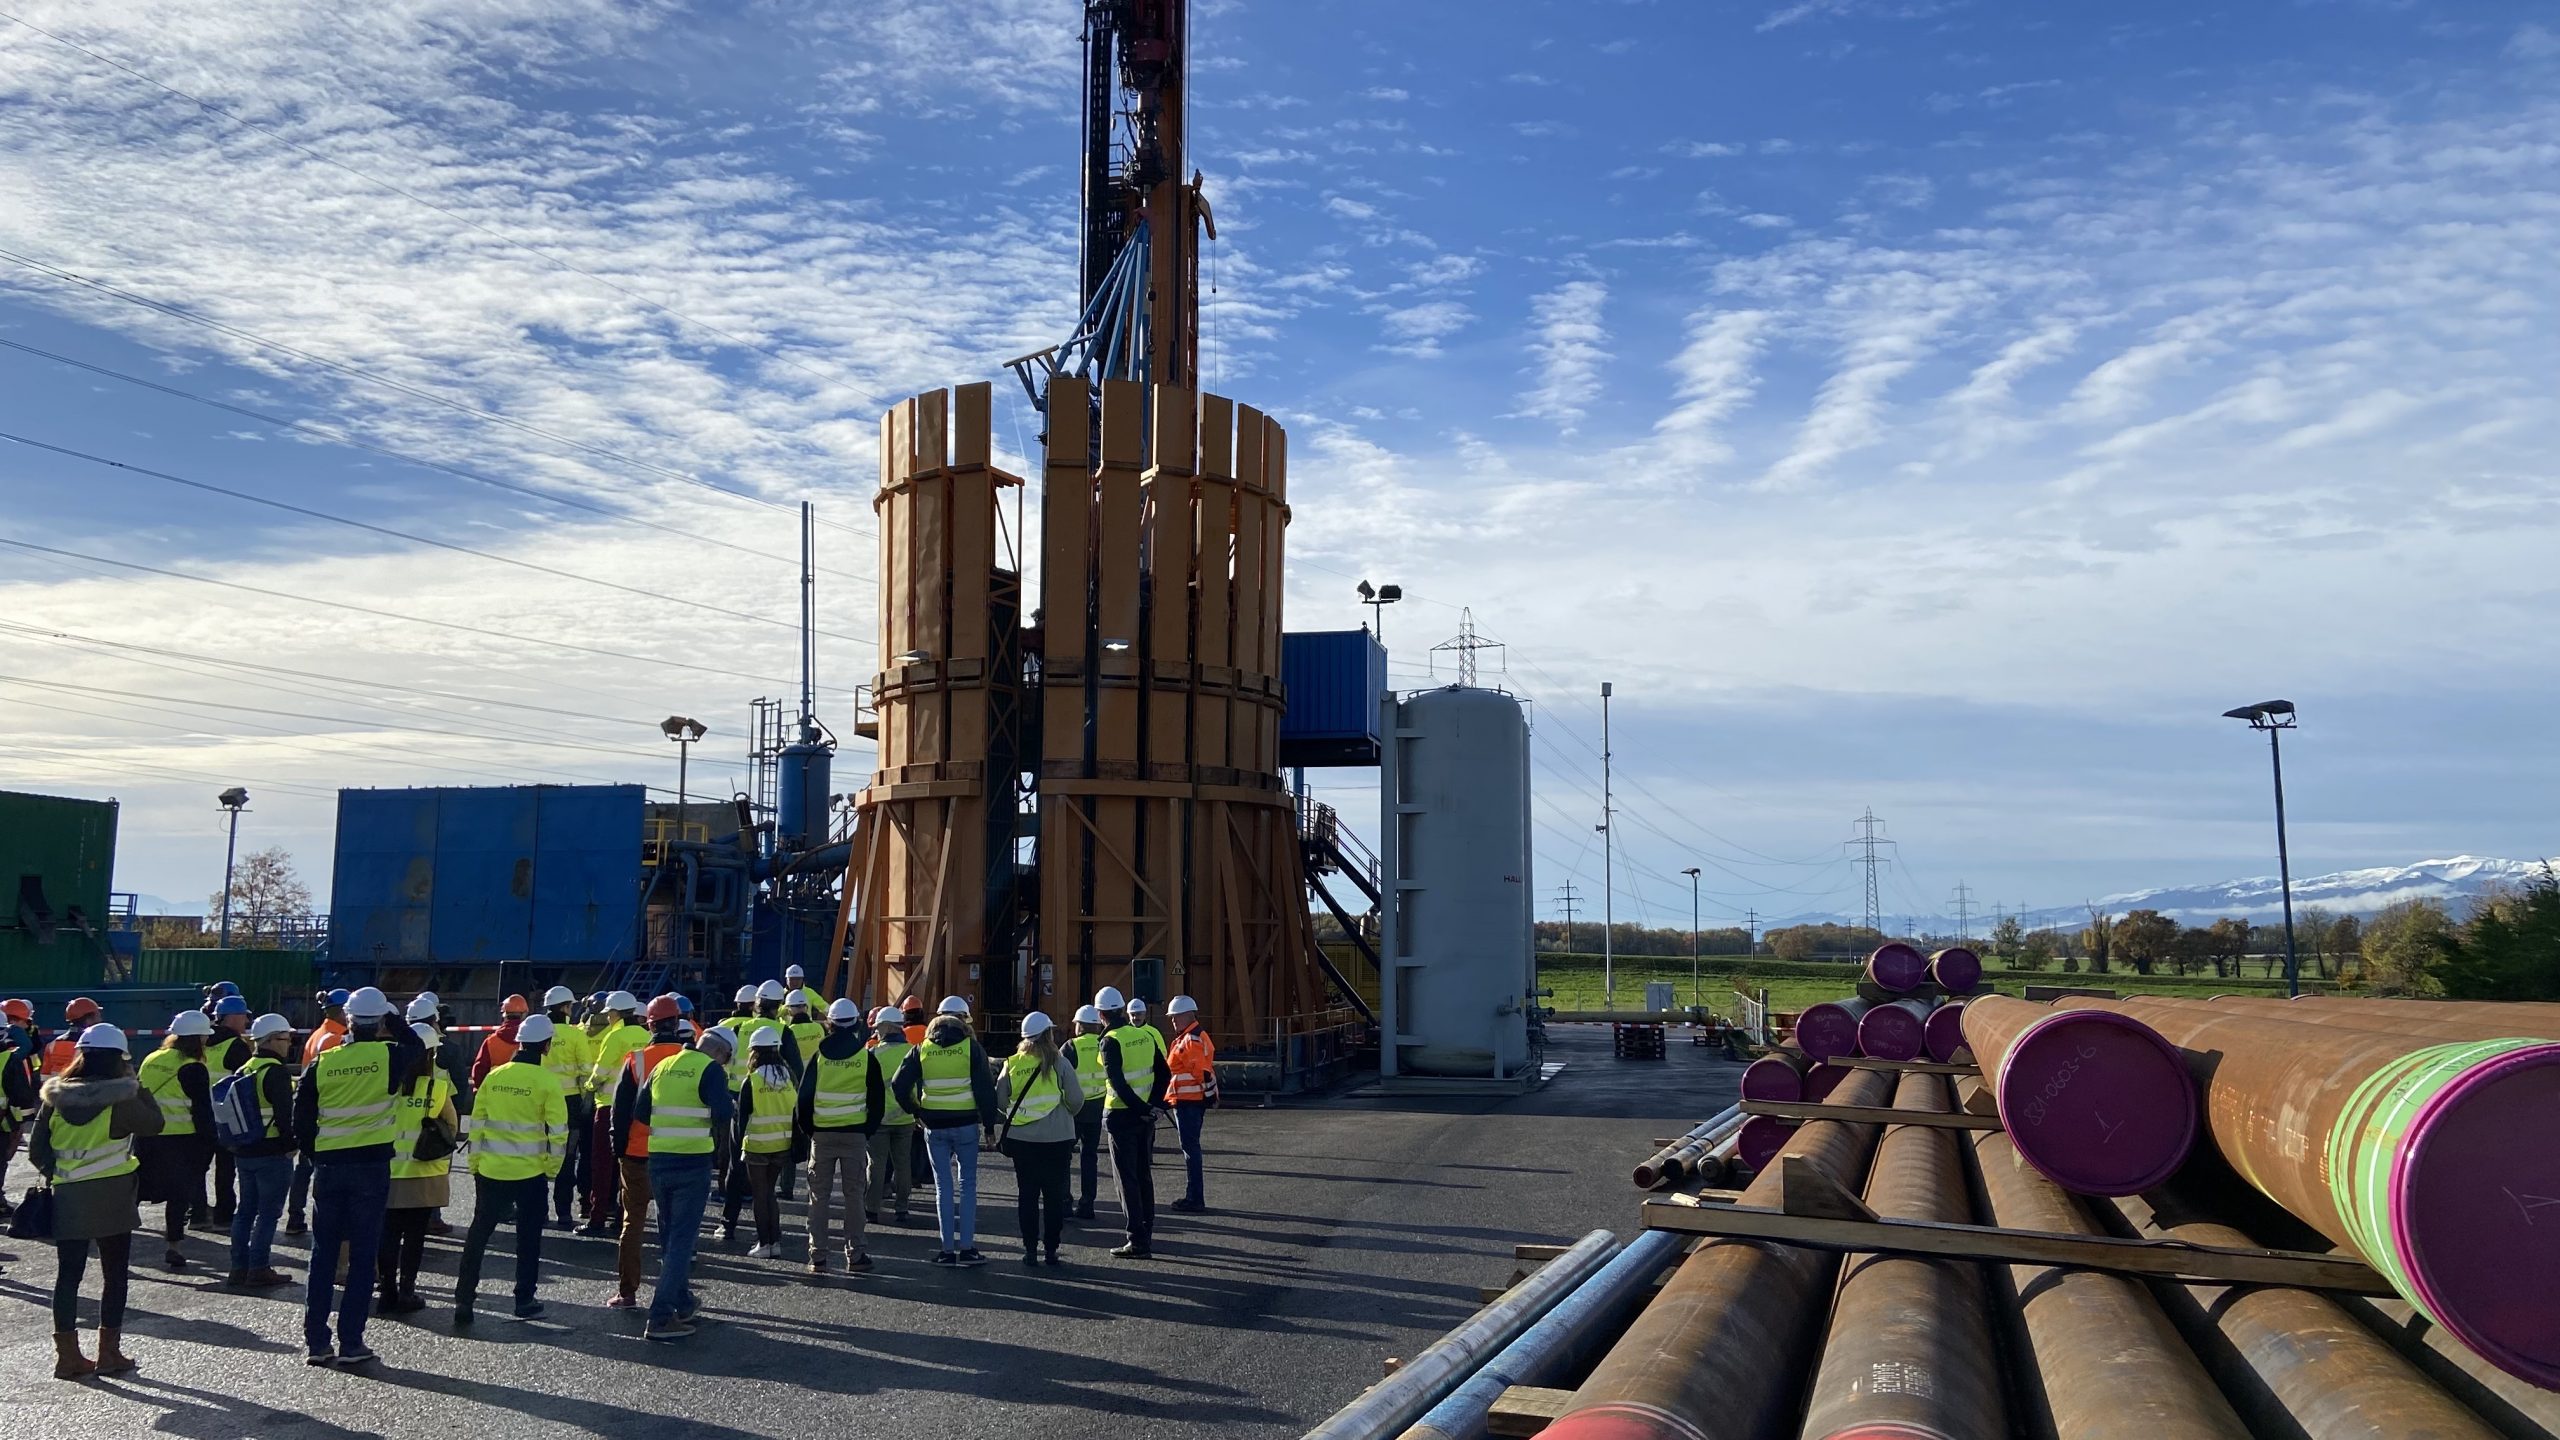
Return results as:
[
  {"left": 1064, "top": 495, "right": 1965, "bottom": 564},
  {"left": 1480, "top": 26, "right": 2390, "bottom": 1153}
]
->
[
  {"left": 329, "top": 785, "right": 644, "bottom": 968},
  {"left": 0, "top": 789, "right": 120, "bottom": 988},
  {"left": 1278, "top": 629, "right": 1387, "bottom": 767}
]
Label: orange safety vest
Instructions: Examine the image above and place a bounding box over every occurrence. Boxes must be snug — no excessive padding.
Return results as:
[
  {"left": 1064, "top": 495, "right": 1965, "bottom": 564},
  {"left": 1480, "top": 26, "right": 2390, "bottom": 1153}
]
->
[
  {"left": 302, "top": 1018, "right": 348, "bottom": 1068},
  {"left": 479, "top": 1029, "right": 520, "bottom": 1071},
  {"left": 903, "top": 1022, "right": 927, "bottom": 1047},
  {"left": 42, "top": 1034, "right": 82, "bottom": 1077},
  {"left": 1166, "top": 1027, "right": 1217, "bottom": 1104},
  {"left": 620, "top": 1040, "right": 688, "bottom": 1157}
]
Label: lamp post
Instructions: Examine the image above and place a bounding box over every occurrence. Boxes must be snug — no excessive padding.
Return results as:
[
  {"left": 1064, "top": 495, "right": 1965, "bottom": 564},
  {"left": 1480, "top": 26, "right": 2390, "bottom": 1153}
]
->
[
  {"left": 661, "top": 716, "right": 707, "bottom": 820},
  {"left": 2221, "top": 699, "right": 2301, "bottom": 997},
  {"left": 1600, "top": 680, "right": 1614, "bottom": 1010},
  {"left": 216, "top": 787, "right": 249, "bottom": 948},
  {"left": 1356, "top": 580, "right": 1402, "bottom": 645},
  {"left": 1681, "top": 866, "right": 1702, "bottom": 1013}
]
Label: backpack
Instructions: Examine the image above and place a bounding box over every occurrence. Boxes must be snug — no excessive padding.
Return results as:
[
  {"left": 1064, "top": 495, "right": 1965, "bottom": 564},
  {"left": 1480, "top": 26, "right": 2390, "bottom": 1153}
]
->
[{"left": 210, "top": 1067, "right": 267, "bottom": 1150}]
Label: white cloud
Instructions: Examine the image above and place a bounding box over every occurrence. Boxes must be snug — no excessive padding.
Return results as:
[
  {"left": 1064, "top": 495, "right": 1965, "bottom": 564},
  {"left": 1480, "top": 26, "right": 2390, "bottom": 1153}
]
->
[
  {"left": 1518, "top": 280, "right": 1609, "bottom": 433},
  {"left": 2507, "top": 23, "right": 2560, "bottom": 60},
  {"left": 1654, "top": 309, "right": 1770, "bottom": 466},
  {"left": 1376, "top": 299, "right": 1472, "bottom": 358},
  {"left": 1666, "top": 140, "right": 1746, "bottom": 158},
  {"left": 1324, "top": 195, "right": 1380, "bottom": 221},
  {"left": 1363, "top": 86, "right": 1410, "bottom": 102}
]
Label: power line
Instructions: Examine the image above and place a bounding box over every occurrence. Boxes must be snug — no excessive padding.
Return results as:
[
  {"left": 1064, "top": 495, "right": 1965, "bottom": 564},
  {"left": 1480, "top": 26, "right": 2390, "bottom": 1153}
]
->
[
  {"left": 0, "top": 8, "right": 894, "bottom": 415},
  {"left": 0, "top": 337, "right": 862, "bottom": 580},
  {"left": 0, "top": 673, "right": 669, "bottom": 763},
  {"left": 1849, "top": 807, "right": 1895, "bottom": 935},
  {"left": 0, "top": 246, "right": 872, "bottom": 539},
  {"left": 0, "top": 535, "right": 848, "bottom": 692}
]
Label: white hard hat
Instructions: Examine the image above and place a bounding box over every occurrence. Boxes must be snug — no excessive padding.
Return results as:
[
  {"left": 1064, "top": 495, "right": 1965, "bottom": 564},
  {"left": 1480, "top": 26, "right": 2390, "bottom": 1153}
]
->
[
  {"left": 77, "top": 1023, "right": 129, "bottom": 1052},
  {"left": 749, "top": 1025, "right": 783, "bottom": 1050},
  {"left": 411, "top": 1022, "right": 439, "bottom": 1047},
  {"left": 406, "top": 994, "right": 440, "bottom": 1022},
  {"left": 784, "top": 964, "right": 806, "bottom": 981},
  {"left": 677, "top": 1018, "right": 698, "bottom": 1039},
  {"left": 517, "top": 1013, "right": 556, "bottom": 1044},
  {"left": 757, "top": 979, "right": 787, "bottom": 1003},
  {"left": 249, "top": 1013, "right": 293, "bottom": 1041},
  {"left": 543, "top": 985, "right": 576, "bottom": 1007},
  {"left": 605, "top": 990, "right": 640, "bottom": 1013},
  {"left": 1127, "top": 998, "right": 1149, "bottom": 1017},
  {"left": 872, "top": 1006, "right": 903, "bottom": 1027},
  {"left": 170, "top": 1010, "right": 215, "bottom": 1038},
  {"left": 734, "top": 984, "right": 758, "bottom": 1004},
  {"left": 788, "top": 988, "right": 815, "bottom": 1010},
  {"left": 348, "top": 987, "right": 395, "bottom": 1019},
  {"left": 1094, "top": 986, "right": 1126, "bottom": 1010},
  {"left": 1021, "top": 1011, "right": 1055, "bottom": 1039},
  {"left": 1074, "top": 1004, "right": 1104, "bottom": 1026},
  {"left": 937, "top": 995, "right": 970, "bottom": 1017},
  {"left": 828, "top": 998, "right": 863, "bottom": 1023},
  {"left": 699, "top": 1025, "right": 735, "bottom": 1056},
  {"left": 1166, "top": 995, "right": 1198, "bottom": 1016}
]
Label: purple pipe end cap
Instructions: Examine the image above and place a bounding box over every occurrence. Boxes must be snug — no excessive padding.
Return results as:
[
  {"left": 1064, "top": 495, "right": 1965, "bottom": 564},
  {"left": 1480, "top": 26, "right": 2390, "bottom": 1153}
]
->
[
  {"left": 2393, "top": 1042, "right": 2560, "bottom": 1390},
  {"left": 1930, "top": 946, "right": 1982, "bottom": 995},
  {"left": 1992, "top": 1009, "right": 2196, "bottom": 1197},
  {"left": 1924, "top": 1003, "right": 1968, "bottom": 1063},
  {"left": 1866, "top": 943, "right": 1929, "bottom": 993},
  {"left": 1804, "top": 1063, "right": 1849, "bottom": 1102},
  {"left": 1857, "top": 1003, "right": 1926, "bottom": 1062},
  {"left": 1796, "top": 1002, "right": 1863, "bottom": 1063},
  {"left": 1741, "top": 1055, "right": 1807, "bottom": 1103},
  {"left": 1736, "top": 1115, "right": 1798, "bottom": 1173}
]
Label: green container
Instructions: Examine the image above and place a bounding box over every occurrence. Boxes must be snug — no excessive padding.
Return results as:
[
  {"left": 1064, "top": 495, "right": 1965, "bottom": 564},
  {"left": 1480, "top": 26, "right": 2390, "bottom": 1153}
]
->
[
  {"left": 0, "top": 789, "right": 119, "bottom": 989},
  {"left": 133, "top": 949, "right": 321, "bottom": 1016}
]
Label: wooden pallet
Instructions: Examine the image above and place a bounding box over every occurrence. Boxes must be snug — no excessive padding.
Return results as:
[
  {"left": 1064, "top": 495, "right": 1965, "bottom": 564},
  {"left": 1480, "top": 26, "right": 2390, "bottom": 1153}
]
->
[{"left": 1489, "top": 1384, "right": 1577, "bottom": 1436}]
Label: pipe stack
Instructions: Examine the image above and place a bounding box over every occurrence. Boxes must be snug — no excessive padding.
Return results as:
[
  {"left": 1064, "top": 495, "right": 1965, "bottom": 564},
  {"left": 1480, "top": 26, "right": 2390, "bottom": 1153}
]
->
[
  {"left": 1961, "top": 993, "right": 2197, "bottom": 1196},
  {"left": 1631, "top": 1105, "right": 1743, "bottom": 1190}
]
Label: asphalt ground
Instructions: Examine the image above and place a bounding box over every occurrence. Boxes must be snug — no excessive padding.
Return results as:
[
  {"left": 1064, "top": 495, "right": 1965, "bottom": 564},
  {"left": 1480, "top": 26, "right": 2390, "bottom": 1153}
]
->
[{"left": 1, "top": 1025, "right": 1742, "bottom": 1438}]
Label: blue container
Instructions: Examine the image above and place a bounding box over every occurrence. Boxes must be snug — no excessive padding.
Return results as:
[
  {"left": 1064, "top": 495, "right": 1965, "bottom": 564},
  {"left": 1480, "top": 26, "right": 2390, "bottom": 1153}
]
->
[
  {"left": 330, "top": 785, "right": 642, "bottom": 966},
  {"left": 778, "top": 740, "right": 834, "bottom": 847},
  {"left": 530, "top": 786, "right": 643, "bottom": 963},
  {"left": 1279, "top": 629, "right": 1386, "bottom": 767}
]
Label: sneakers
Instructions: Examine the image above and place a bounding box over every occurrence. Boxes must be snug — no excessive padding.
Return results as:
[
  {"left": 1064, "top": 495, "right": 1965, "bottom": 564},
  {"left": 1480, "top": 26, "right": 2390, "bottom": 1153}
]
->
[
  {"left": 512, "top": 1300, "right": 546, "bottom": 1320},
  {"left": 931, "top": 1251, "right": 958, "bottom": 1267},
  {"left": 248, "top": 1268, "right": 295, "bottom": 1288},
  {"left": 746, "top": 1242, "right": 780, "bottom": 1259},
  {"left": 643, "top": 1319, "right": 696, "bottom": 1341},
  {"left": 452, "top": 1307, "right": 475, "bottom": 1327},
  {"left": 607, "top": 1294, "right": 639, "bottom": 1309},
  {"left": 285, "top": 1216, "right": 308, "bottom": 1237},
  {"left": 1043, "top": 1250, "right": 1063, "bottom": 1266},
  {"left": 381, "top": 1293, "right": 427, "bottom": 1315},
  {"left": 1021, "top": 1248, "right": 1040, "bottom": 1267},
  {"left": 845, "top": 1251, "right": 874, "bottom": 1274},
  {"left": 163, "top": 1246, "right": 187, "bottom": 1270},
  {"left": 224, "top": 1269, "right": 251, "bottom": 1288},
  {"left": 807, "top": 1255, "right": 830, "bottom": 1275},
  {"left": 1110, "top": 1241, "right": 1153, "bottom": 1260},
  {"left": 305, "top": 1349, "right": 335, "bottom": 1367},
  {"left": 336, "top": 1345, "right": 379, "bottom": 1367},
  {"left": 1168, "top": 1197, "right": 1206, "bottom": 1212},
  {"left": 1073, "top": 1204, "right": 1096, "bottom": 1220},
  {"left": 575, "top": 1221, "right": 613, "bottom": 1237},
  {"left": 957, "top": 1248, "right": 987, "bottom": 1267}
]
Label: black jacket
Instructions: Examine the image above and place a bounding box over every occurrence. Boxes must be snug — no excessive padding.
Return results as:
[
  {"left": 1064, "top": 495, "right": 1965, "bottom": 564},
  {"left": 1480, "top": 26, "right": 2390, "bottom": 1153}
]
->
[{"left": 793, "top": 1025, "right": 885, "bottom": 1135}]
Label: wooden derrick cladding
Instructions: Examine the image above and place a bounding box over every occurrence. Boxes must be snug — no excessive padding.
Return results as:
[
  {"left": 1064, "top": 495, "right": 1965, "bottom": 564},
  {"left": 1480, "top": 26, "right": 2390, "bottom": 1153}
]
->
[
  {"left": 1038, "top": 376, "right": 1319, "bottom": 1044},
  {"left": 836, "top": 374, "right": 1329, "bottom": 1048},
  {"left": 833, "top": 382, "right": 1026, "bottom": 1014}
]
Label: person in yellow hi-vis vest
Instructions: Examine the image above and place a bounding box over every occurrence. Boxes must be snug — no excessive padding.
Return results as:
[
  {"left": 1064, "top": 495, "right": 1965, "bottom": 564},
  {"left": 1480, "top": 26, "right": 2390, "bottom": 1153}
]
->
[
  {"left": 796, "top": 998, "right": 883, "bottom": 1275},
  {"left": 890, "top": 997, "right": 999, "bottom": 1267},
  {"left": 292, "top": 986, "right": 429, "bottom": 1368},
  {"left": 375, "top": 1022, "right": 458, "bottom": 1316},
  {"left": 454, "top": 1012, "right": 569, "bottom": 1325},
  {"left": 135, "top": 1011, "right": 217, "bottom": 1273},
  {"left": 1093, "top": 987, "right": 1168, "bottom": 1260},
  {"left": 866, "top": 1006, "right": 919, "bottom": 1228},
  {"left": 1064, "top": 1004, "right": 1109, "bottom": 1220},
  {"left": 725, "top": 1027, "right": 797, "bottom": 1258},
  {"left": 31, "top": 1023, "right": 162, "bottom": 1379},
  {"left": 627, "top": 1025, "right": 735, "bottom": 1342}
]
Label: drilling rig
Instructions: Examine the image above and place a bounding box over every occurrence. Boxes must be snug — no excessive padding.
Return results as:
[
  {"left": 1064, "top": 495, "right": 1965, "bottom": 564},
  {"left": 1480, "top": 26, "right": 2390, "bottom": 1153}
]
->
[{"left": 829, "top": 0, "right": 1353, "bottom": 1060}]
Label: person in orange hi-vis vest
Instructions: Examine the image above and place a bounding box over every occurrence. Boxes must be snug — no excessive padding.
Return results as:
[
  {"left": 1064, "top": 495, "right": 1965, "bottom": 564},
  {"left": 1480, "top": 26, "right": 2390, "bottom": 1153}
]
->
[
  {"left": 469, "top": 996, "right": 531, "bottom": 1087},
  {"left": 603, "top": 997, "right": 691, "bottom": 1309},
  {"left": 43, "top": 998, "right": 104, "bottom": 1077},
  {"left": 1162, "top": 995, "right": 1218, "bottom": 1213}
]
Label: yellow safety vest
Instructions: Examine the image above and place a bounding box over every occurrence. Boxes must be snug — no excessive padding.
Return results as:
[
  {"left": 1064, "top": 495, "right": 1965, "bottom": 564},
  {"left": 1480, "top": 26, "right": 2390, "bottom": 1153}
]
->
[
  {"left": 589, "top": 1021, "right": 647, "bottom": 1108},
  {"left": 311, "top": 1040, "right": 401, "bottom": 1152},
  {"left": 742, "top": 1069, "right": 795, "bottom": 1155},
  {"left": 48, "top": 1104, "right": 137, "bottom": 1185},
  {"left": 787, "top": 1019, "right": 826, "bottom": 1065},
  {"left": 390, "top": 1073, "right": 454, "bottom": 1182},
  {"left": 543, "top": 1022, "right": 594, "bottom": 1098},
  {"left": 138, "top": 1045, "right": 203, "bottom": 1137},
  {"left": 1067, "top": 1034, "right": 1106, "bottom": 1105},
  {"left": 470, "top": 1060, "right": 562, "bottom": 1180},
  {"left": 645, "top": 1050, "right": 715, "bottom": 1155},
  {"left": 871, "top": 1041, "right": 915, "bottom": 1125},
  {"left": 1001, "top": 1052, "right": 1063, "bottom": 1126},
  {"left": 810, "top": 1046, "right": 873, "bottom": 1130},
  {"left": 1104, "top": 1025, "right": 1164, "bottom": 1112},
  {"left": 916, "top": 1039, "right": 980, "bottom": 1116}
]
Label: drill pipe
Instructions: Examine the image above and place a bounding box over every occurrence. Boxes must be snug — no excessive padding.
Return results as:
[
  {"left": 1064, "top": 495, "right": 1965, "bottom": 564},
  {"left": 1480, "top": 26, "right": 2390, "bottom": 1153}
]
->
[
  {"left": 2110, "top": 1186, "right": 2505, "bottom": 1440},
  {"left": 1856, "top": 997, "right": 1934, "bottom": 1062},
  {"left": 1960, "top": 993, "right": 2197, "bottom": 1196},
  {"left": 1301, "top": 1229, "right": 1622, "bottom": 1440},
  {"left": 2209, "top": 993, "right": 2560, "bottom": 1025},
  {"left": 1797, "top": 1071, "right": 2007, "bottom": 1440},
  {"left": 1796, "top": 998, "right": 1874, "bottom": 1062},
  {"left": 1736, "top": 1114, "right": 1799, "bottom": 1173},
  {"left": 2336, "top": 1292, "right": 2560, "bottom": 1440},
  {"left": 1743, "top": 1051, "right": 1814, "bottom": 1102},
  {"left": 1959, "top": 1076, "right": 2253, "bottom": 1440},
  {"left": 1690, "top": 1130, "right": 1739, "bottom": 1189},
  {"left": 2188, "top": 994, "right": 2560, "bottom": 1044},
  {"left": 1924, "top": 1000, "right": 1968, "bottom": 1062},
  {"left": 1930, "top": 945, "right": 1982, "bottom": 995},
  {"left": 2056, "top": 996, "right": 2560, "bottom": 1389},
  {"left": 1633, "top": 1105, "right": 1744, "bottom": 1190},
  {"left": 1536, "top": 1065, "right": 1898, "bottom": 1440},
  {"left": 1867, "top": 942, "right": 1929, "bottom": 993}
]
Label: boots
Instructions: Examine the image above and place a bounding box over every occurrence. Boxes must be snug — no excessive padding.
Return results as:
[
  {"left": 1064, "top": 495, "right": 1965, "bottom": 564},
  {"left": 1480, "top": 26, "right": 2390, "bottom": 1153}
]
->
[
  {"left": 52, "top": 1331, "right": 95, "bottom": 1380},
  {"left": 94, "top": 1330, "right": 136, "bottom": 1376}
]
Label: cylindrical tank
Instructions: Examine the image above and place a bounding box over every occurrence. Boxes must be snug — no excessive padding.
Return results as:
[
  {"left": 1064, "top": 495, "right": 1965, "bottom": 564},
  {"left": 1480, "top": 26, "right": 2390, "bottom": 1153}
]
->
[
  {"left": 1396, "top": 685, "right": 1533, "bottom": 1077},
  {"left": 778, "top": 739, "right": 834, "bottom": 848}
]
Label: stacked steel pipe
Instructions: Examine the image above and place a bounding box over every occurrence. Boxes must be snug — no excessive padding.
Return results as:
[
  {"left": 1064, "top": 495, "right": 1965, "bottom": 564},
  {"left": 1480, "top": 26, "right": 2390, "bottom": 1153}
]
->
[{"left": 1631, "top": 1105, "right": 1742, "bottom": 1190}]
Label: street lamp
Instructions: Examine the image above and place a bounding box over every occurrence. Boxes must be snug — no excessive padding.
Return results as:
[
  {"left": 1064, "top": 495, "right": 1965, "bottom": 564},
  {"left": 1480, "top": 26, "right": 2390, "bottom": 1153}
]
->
[
  {"left": 1681, "top": 866, "right": 1702, "bottom": 1013},
  {"left": 2222, "top": 699, "right": 2301, "bottom": 997},
  {"left": 216, "top": 787, "right": 249, "bottom": 949},
  {"left": 661, "top": 716, "right": 707, "bottom": 818},
  {"left": 1356, "top": 580, "right": 1402, "bottom": 644}
]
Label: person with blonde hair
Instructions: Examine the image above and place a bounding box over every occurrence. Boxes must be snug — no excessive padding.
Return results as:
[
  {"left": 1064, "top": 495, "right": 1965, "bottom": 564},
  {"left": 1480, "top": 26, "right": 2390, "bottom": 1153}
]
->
[
  {"left": 890, "top": 997, "right": 999, "bottom": 1266},
  {"left": 997, "top": 1012, "right": 1085, "bottom": 1266}
]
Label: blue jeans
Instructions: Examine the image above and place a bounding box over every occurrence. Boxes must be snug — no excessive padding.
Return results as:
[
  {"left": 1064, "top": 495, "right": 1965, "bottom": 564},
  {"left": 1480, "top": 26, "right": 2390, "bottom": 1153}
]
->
[
  {"left": 647, "top": 1157, "right": 711, "bottom": 1328},
  {"left": 303, "top": 1161, "right": 390, "bottom": 1355},
  {"left": 924, "top": 1125, "right": 979, "bottom": 1253},
  {"left": 229, "top": 1153, "right": 290, "bottom": 1271},
  {"left": 1174, "top": 1101, "right": 1207, "bottom": 1205}
]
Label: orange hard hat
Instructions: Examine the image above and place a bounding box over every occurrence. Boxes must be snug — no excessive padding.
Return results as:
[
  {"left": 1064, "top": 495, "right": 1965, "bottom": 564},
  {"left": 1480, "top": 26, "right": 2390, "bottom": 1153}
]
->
[
  {"left": 501, "top": 994, "right": 531, "bottom": 1017},
  {"left": 645, "top": 994, "right": 683, "bottom": 1023},
  {"left": 3, "top": 998, "right": 32, "bottom": 1024},
  {"left": 65, "top": 996, "right": 101, "bottom": 1024}
]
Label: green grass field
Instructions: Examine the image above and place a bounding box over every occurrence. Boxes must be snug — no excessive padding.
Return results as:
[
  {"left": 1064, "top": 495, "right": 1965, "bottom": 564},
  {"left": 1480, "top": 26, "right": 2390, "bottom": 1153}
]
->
[{"left": 1534, "top": 951, "right": 2330, "bottom": 1018}]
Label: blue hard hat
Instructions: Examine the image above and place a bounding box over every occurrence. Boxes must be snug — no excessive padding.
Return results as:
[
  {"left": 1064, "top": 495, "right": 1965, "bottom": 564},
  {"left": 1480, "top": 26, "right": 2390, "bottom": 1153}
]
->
[
  {"left": 213, "top": 996, "right": 250, "bottom": 1017},
  {"left": 209, "top": 981, "right": 240, "bottom": 998},
  {"left": 674, "top": 994, "right": 695, "bottom": 1015},
  {"left": 325, "top": 988, "right": 351, "bottom": 1007}
]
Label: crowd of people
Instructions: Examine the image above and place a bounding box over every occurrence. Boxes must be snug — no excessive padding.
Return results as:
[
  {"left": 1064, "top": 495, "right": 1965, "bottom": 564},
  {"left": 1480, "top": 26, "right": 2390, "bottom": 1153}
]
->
[{"left": 0, "top": 973, "right": 1220, "bottom": 1377}]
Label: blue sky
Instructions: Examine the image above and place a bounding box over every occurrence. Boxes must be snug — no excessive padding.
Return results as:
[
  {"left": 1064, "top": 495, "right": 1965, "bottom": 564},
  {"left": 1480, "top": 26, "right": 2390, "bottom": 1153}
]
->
[{"left": 2, "top": 0, "right": 2555, "bottom": 930}]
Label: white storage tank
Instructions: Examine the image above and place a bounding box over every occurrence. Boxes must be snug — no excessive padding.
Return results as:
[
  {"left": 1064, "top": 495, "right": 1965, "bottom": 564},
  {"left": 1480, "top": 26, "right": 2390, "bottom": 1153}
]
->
[{"left": 1387, "top": 684, "right": 1533, "bottom": 1077}]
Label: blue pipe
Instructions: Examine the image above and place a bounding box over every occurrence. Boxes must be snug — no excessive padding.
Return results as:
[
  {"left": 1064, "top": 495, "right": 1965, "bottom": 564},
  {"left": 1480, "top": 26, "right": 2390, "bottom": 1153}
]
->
[{"left": 1397, "top": 1228, "right": 1688, "bottom": 1440}]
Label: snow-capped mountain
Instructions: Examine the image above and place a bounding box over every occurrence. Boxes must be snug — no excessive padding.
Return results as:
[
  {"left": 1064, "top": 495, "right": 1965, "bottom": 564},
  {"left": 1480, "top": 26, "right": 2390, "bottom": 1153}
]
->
[{"left": 2054, "top": 856, "right": 2551, "bottom": 926}]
